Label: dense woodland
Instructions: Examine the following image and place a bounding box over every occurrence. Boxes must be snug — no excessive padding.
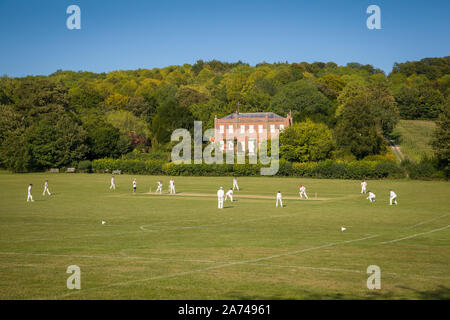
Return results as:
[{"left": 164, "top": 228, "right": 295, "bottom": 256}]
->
[{"left": 0, "top": 57, "right": 449, "bottom": 175}]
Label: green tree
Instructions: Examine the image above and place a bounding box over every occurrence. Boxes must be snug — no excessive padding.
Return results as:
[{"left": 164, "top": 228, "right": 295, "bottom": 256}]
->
[
  {"left": 25, "top": 112, "right": 88, "bottom": 169},
  {"left": 271, "top": 80, "right": 332, "bottom": 122},
  {"left": 279, "top": 120, "right": 335, "bottom": 162},
  {"left": 335, "top": 95, "right": 386, "bottom": 159},
  {"left": 432, "top": 102, "right": 450, "bottom": 177}
]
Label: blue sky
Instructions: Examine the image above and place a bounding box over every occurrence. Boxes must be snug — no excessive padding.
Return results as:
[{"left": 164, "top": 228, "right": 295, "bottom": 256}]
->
[{"left": 0, "top": 0, "right": 449, "bottom": 77}]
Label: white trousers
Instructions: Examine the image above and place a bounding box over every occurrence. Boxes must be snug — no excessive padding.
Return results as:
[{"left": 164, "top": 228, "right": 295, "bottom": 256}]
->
[
  {"left": 299, "top": 191, "right": 308, "bottom": 199},
  {"left": 27, "top": 194, "right": 33, "bottom": 202},
  {"left": 390, "top": 196, "right": 397, "bottom": 205},
  {"left": 225, "top": 194, "right": 233, "bottom": 202},
  {"left": 156, "top": 186, "right": 162, "bottom": 194},
  {"left": 110, "top": 183, "right": 115, "bottom": 190},
  {"left": 218, "top": 197, "right": 224, "bottom": 208},
  {"left": 276, "top": 198, "right": 283, "bottom": 207},
  {"left": 233, "top": 182, "right": 239, "bottom": 191},
  {"left": 43, "top": 186, "right": 51, "bottom": 195},
  {"left": 170, "top": 185, "right": 175, "bottom": 194},
  {"left": 367, "top": 196, "right": 375, "bottom": 202},
  {"left": 361, "top": 187, "right": 366, "bottom": 194}
]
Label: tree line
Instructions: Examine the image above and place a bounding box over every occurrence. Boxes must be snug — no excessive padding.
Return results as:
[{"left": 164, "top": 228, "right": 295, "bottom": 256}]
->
[{"left": 0, "top": 57, "right": 448, "bottom": 175}]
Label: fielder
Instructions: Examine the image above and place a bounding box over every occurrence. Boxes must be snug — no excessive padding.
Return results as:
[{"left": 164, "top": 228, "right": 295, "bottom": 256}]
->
[
  {"left": 276, "top": 191, "right": 283, "bottom": 208},
  {"left": 43, "top": 180, "right": 51, "bottom": 196},
  {"left": 389, "top": 189, "right": 398, "bottom": 205},
  {"left": 156, "top": 181, "right": 163, "bottom": 194},
  {"left": 132, "top": 179, "right": 137, "bottom": 193},
  {"left": 217, "top": 187, "right": 224, "bottom": 209},
  {"left": 366, "top": 191, "right": 376, "bottom": 203},
  {"left": 361, "top": 180, "right": 367, "bottom": 194},
  {"left": 299, "top": 185, "right": 308, "bottom": 199},
  {"left": 233, "top": 178, "right": 239, "bottom": 191},
  {"left": 110, "top": 176, "right": 116, "bottom": 190},
  {"left": 225, "top": 188, "right": 233, "bottom": 202},
  {"left": 169, "top": 178, "right": 176, "bottom": 194},
  {"left": 27, "top": 184, "right": 34, "bottom": 202}
]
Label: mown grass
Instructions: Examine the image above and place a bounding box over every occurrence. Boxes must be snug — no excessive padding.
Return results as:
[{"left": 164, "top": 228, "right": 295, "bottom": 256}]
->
[
  {"left": 0, "top": 173, "right": 449, "bottom": 299},
  {"left": 393, "top": 120, "right": 436, "bottom": 162}
]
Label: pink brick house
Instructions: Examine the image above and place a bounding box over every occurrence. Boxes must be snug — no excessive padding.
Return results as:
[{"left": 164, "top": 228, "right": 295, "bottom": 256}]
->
[{"left": 214, "top": 110, "right": 293, "bottom": 154}]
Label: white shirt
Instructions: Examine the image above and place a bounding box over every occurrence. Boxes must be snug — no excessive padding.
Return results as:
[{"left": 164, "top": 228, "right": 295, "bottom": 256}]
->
[
  {"left": 45, "top": 182, "right": 48, "bottom": 187},
  {"left": 362, "top": 182, "right": 367, "bottom": 187},
  {"left": 276, "top": 192, "right": 282, "bottom": 199},
  {"left": 226, "top": 190, "right": 233, "bottom": 196},
  {"left": 111, "top": 177, "right": 115, "bottom": 183},
  {"left": 28, "top": 186, "right": 32, "bottom": 195},
  {"left": 390, "top": 191, "right": 397, "bottom": 198},
  {"left": 158, "top": 182, "right": 162, "bottom": 187},
  {"left": 300, "top": 186, "right": 306, "bottom": 192},
  {"left": 368, "top": 192, "right": 375, "bottom": 198},
  {"left": 217, "top": 189, "right": 224, "bottom": 198},
  {"left": 170, "top": 180, "right": 174, "bottom": 186},
  {"left": 133, "top": 181, "right": 137, "bottom": 187}
]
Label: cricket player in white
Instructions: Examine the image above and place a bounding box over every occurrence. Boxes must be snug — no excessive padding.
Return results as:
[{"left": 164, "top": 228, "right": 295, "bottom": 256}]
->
[
  {"left": 299, "top": 185, "right": 308, "bottom": 199},
  {"left": 389, "top": 189, "right": 398, "bottom": 205},
  {"left": 367, "top": 191, "right": 376, "bottom": 202},
  {"left": 232, "top": 178, "right": 239, "bottom": 191},
  {"left": 361, "top": 180, "right": 367, "bottom": 194},
  {"left": 43, "top": 180, "right": 51, "bottom": 196},
  {"left": 132, "top": 179, "right": 137, "bottom": 193},
  {"left": 156, "top": 181, "right": 163, "bottom": 194},
  {"left": 217, "top": 187, "right": 224, "bottom": 209},
  {"left": 276, "top": 191, "right": 283, "bottom": 207},
  {"left": 225, "top": 188, "right": 233, "bottom": 202},
  {"left": 169, "top": 178, "right": 175, "bottom": 194},
  {"left": 27, "top": 184, "right": 34, "bottom": 202},
  {"left": 110, "top": 176, "right": 116, "bottom": 190}
]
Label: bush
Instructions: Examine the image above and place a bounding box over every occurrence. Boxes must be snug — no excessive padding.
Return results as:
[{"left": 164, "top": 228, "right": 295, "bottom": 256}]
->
[
  {"left": 401, "top": 159, "right": 437, "bottom": 180},
  {"left": 77, "top": 160, "right": 92, "bottom": 173},
  {"left": 91, "top": 157, "right": 410, "bottom": 179}
]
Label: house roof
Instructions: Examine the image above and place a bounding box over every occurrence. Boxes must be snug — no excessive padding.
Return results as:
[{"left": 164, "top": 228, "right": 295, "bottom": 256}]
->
[{"left": 220, "top": 112, "right": 285, "bottom": 120}]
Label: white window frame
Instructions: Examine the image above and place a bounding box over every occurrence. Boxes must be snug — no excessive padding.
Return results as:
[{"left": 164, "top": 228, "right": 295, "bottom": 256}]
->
[
  {"left": 219, "top": 125, "right": 224, "bottom": 134},
  {"left": 248, "top": 138, "right": 256, "bottom": 154},
  {"left": 249, "top": 125, "right": 254, "bottom": 133},
  {"left": 258, "top": 125, "right": 263, "bottom": 133},
  {"left": 240, "top": 125, "right": 245, "bottom": 134},
  {"left": 228, "top": 125, "right": 233, "bottom": 134},
  {"left": 280, "top": 124, "right": 285, "bottom": 132},
  {"left": 227, "top": 140, "right": 234, "bottom": 151},
  {"left": 270, "top": 124, "right": 275, "bottom": 133},
  {"left": 219, "top": 140, "right": 224, "bottom": 151}
]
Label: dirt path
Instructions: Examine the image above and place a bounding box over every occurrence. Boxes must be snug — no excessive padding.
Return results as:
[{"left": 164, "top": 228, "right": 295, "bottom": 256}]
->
[{"left": 388, "top": 139, "right": 405, "bottom": 162}]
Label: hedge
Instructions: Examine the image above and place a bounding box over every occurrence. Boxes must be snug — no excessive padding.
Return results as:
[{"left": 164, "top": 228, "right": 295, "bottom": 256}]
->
[{"left": 92, "top": 158, "right": 406, "bottom": 179}]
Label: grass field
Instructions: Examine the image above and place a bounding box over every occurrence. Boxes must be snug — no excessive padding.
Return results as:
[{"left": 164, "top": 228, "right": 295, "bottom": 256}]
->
[
  {"left": 0, "top": 173, "right": 449, "bottom": 300},
  {"left": 393, "top": 120, "right": 436, "bottom": 162}
]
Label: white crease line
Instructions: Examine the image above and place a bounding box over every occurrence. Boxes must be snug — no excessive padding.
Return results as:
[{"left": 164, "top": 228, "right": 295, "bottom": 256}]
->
[
  {"left": 405, "top": 214, "right": 450, "bottom": 229},
  {"left": 380, "top": 225, "right": 450, "bottom": 244},
  {"left": 41, "top": 234, "right": 378, "bottom": 300},
  {"left": 0, "top": 251, "right": 217, "bottom": 264}
]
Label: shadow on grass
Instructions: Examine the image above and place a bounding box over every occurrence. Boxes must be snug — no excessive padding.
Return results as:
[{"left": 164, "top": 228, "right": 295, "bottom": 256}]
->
[{"left": 227, "top": 285, "right": 450, "bottom": 300}]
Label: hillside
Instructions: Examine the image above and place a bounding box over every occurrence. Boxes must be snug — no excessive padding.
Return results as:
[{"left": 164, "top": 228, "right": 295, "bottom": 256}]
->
[{"left": 393, "top": 120, "right": 436, "bottom": 162}]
